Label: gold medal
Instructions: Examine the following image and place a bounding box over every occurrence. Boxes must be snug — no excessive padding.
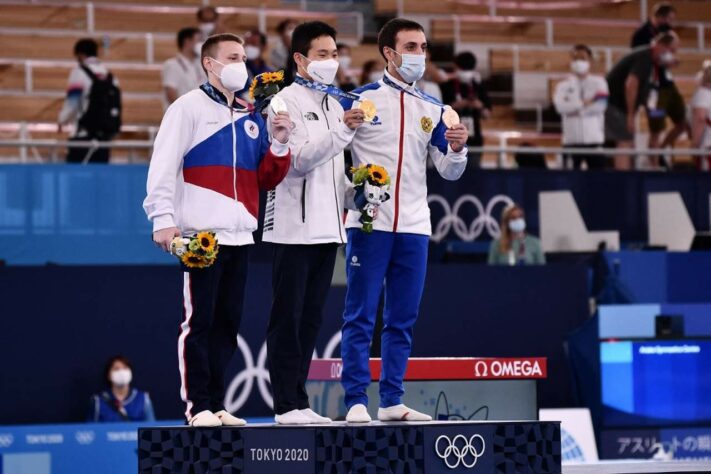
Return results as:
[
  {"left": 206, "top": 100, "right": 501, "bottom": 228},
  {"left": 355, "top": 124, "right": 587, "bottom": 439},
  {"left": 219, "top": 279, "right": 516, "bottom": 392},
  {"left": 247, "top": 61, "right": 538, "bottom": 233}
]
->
[
  {"left": 358, "top": 99, "right": 377, "bottom": 122},
  {"left": 270, "top": 95, "right": 288, "bottom": 114},
  {"left": 442, "top": 106, "right": 460, "bottom": 129}
]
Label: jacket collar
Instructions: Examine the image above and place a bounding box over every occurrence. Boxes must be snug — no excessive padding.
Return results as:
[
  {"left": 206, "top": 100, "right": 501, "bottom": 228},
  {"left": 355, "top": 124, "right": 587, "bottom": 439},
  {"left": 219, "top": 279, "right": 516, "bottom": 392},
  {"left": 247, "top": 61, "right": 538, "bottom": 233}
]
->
[
  {"left": 383, "top": 69, "right": 415, "bottom": 92},
  {"left": 200, "top": 82, "right": 252, "bottom": 112}
]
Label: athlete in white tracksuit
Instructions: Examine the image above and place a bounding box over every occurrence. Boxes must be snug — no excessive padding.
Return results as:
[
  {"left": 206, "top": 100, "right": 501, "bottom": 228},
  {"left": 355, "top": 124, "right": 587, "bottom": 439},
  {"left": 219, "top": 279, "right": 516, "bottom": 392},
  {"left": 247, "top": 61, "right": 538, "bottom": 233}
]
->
[{"left": 338, "top": 19, "right": 470, "bottom": 423}]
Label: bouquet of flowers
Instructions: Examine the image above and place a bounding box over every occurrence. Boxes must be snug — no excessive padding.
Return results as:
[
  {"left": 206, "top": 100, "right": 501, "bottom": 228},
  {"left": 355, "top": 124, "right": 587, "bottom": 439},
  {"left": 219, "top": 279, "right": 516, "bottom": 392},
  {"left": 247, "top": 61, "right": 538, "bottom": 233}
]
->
[
  {"left": 170, "top": 231, "right": 219, "bottom": 269},
  {"left": 248, "top": 70, "right": 285, "bottom": 112},
  {"left": 351, "top": 164, "right": 391, "bottom": 233}
]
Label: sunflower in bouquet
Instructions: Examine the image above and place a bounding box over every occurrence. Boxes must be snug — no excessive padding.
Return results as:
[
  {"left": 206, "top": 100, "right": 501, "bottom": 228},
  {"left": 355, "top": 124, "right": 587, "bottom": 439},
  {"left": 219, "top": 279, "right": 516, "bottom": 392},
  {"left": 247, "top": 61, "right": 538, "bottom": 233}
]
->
[
  {"left": 351, "top": 164, "right": 391, "bottom": 233},
  {"left": 248, "top": 70, "right": 285, "bottom": 113},
  {"left": 171, "top": 231, "right": 219, "bottom": 268}
]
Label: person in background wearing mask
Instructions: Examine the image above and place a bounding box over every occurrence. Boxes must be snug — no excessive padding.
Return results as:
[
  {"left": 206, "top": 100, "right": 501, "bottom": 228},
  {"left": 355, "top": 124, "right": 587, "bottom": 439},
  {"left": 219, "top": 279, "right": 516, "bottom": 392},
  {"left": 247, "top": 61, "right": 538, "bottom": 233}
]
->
[
  {"left": 441, "top": 51, "right": 492, "bottom": 167},
  {"left": 143, "top": 33, "right": 292, "bottom": 427},
  {"left": 196, "top": 6, "right": 225, "bottom": 39},
  {"left": 271, "top": 20, "right": 297, "bottom": 71},
  {"left": 88, "top": 355, "right": 155, "bottom": 422},
  {"left": 690, "top": 63, "right": 711, "bottom": 170},
  {"left": 553, "top": 44, "right": 609, "bottom": 170},
  {"left": 263, "top": 21, "right": 367, "bottom": 425},
  {"left": 416, "top": 50, "right": 447, "bottom": 103},
  {"left": 359, "top": 59, "right": 384, "bottom": 86},
  {"left": 488, "top": 205, "right": 545, "bottom": 266},
  {"left": 631, "top": 3, "right": 685, "bottom": 169},
  {"left": 631, "top": 2, "right": 675, "bottom": 48},
  {"left": 162, "top": 27, "right": 204, "bottom": 108},
  {"left": 242, "top": 30, "right": 274, "bottom": 98},
  {"left": 336, "top": 43, "right": 357, "bottom": 92},
  {"left": 338, "top": 18, "right": 469, "bottom": 423},
  {"left": 605, "top": 31, "right": 679, "bottom": 169}
]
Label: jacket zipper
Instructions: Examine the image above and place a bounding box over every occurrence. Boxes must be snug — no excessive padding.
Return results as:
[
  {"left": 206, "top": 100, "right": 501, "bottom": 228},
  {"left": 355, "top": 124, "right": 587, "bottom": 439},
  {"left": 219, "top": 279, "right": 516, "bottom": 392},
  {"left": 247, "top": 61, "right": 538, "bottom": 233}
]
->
[
  {"left": 301, "top": 179, "right": 306, "bottom": 223},
  {"left": 322, "top": 95, "right": 345, "bottom": 244},
  {"left": 392, "top": 91, "right": 405, "bottom": 232}
]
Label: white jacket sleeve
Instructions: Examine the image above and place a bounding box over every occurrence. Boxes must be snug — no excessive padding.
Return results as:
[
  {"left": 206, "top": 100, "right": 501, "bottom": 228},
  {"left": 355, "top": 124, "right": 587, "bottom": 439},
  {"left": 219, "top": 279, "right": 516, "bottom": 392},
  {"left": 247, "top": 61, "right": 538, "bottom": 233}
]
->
[
  {"left": 143, "top": 101, "right": 194, "bottom": 232},
  {"left": 343, "top": 174, "right": 358, "bottom": 211},
  {"left": 428, "top": 113, "right": 467, "bottom": 181},
  {"left": 581, "top": 77, "right": 609, "bottom": 116},
  {"left": 270, "top": 95, "right": 356, "bottom": 176},
  {"left": 553, "top": 79, "right": 583, "bottom": 116}
]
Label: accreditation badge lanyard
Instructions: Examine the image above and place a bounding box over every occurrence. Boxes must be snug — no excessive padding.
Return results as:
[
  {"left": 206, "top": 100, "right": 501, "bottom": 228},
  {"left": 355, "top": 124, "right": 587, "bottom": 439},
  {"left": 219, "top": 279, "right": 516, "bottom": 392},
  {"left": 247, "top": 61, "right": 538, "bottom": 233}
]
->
[
  {"left": 294, "top": 76, "right": 361, "bottom": 102},
  {"left": 382, "top": 74, "right": 445, "bottom": 107}
]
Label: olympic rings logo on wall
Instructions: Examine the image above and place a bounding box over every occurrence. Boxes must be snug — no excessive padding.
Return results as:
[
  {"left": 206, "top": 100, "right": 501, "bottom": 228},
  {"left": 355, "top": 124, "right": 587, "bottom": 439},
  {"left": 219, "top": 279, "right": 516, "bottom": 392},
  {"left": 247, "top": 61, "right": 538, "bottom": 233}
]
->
[
  {"left": 224, "top": 332, "right": 342, "bottom": 413},
  {"left": 428, "top": 194, "right": 514, "bottom": 242},
  {"left": 435, "top": 434, "right": 486, "bottom": 469}
]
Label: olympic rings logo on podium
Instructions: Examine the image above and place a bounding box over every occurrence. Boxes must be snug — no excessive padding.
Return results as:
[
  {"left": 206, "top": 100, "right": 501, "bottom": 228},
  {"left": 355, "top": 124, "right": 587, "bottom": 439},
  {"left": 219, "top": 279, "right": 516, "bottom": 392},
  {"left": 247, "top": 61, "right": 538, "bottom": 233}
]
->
[
  {"left": 224, "top": 332, "right": 342, "bottom": 413},
  {"left": 428, "top": 194, "right": 514, "bottom": 243},
  {"left": 435, "top": 434, "right": 486, "bottom": 469}
]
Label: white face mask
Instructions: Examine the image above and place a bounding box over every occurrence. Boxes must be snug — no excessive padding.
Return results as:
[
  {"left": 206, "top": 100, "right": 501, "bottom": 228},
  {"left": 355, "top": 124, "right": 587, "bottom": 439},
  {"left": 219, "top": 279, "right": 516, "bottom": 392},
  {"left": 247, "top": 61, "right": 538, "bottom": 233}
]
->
[
  {"left": 571, "top": 59, "right": 590, "bottom": 75},
  {"left": 245, "top": 45, "right": 261, "bottom": 61},
  {"left": 660, "top": 51, "right": 675, "bottom": 65},
  {"left": 199, "top": 23, "right": 215, "bottom": 37},
  {"left": 338, "top": 56, "right": 352, "bottom": 70},
  {"left": 304, "top": 57, "right": 339, "bottom": 85},
  {"left": 369, "top": 71, "right": 384, "bottom": 83},
  {"left": 110, "top": 368, "right": 132, "bottom": 387},
  {"left": 210, "top": 58, "right": 249, "bottom": 92},
  {"left": 457, "top": 70, "right": 475, "bottom": 83},
  {"left": 390, "top": 49, "right": 426, "bottom": 83},
  {"left": 509, "top": 218, "right": 526, "bottom": 233}
]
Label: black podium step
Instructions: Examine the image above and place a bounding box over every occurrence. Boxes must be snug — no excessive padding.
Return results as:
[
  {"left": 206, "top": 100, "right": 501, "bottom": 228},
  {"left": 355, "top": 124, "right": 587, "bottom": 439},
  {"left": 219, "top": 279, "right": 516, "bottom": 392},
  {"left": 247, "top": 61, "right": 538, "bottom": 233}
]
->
[{"left": 138, "top": 420, "right": 561, "bottom": 473}]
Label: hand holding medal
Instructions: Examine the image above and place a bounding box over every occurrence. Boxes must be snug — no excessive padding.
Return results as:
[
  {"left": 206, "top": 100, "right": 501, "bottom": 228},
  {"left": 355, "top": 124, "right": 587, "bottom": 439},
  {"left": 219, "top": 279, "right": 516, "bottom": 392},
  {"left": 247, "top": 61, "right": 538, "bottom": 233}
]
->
[
  {"left": 442, "top": 106, "right": 468, "bottom": 152},
  {"left": 357, "top": 99, "right": 377, "bottom": 122}
]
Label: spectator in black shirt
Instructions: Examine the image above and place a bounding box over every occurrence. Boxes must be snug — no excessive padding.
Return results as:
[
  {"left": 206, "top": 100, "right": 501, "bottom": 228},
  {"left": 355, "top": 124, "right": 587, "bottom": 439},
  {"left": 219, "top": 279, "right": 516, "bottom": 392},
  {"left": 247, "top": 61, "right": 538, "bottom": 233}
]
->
[
  {"left": 605, "top": 32, "right": 679, "bottom": 169},
  {"left": 441, "top": 52, "right": 492, "bottom": 167},
  {"left": 631, "top": 2, "right": 676, "bottom": 48}
]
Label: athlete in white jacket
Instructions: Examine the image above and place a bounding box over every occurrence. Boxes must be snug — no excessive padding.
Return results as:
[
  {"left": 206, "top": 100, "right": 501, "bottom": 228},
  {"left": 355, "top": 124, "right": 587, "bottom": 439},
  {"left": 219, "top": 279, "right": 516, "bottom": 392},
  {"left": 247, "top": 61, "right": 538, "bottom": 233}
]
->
[
  {"left": 338, "top": 19, "right": 469, "bottom": 423},
  {"left": 144, "top": 33, "right": 292, "bottom": 428},
  {"left": 261, "top": 22, "right": 367, "bottom": 425}
]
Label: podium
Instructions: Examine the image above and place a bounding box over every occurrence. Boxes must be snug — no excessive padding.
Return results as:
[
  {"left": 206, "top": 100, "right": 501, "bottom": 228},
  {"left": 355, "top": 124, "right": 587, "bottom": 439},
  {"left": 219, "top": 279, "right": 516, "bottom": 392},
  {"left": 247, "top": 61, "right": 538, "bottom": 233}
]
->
[{"left": 138, "top": 420, "right": 561, "bottom": 473}]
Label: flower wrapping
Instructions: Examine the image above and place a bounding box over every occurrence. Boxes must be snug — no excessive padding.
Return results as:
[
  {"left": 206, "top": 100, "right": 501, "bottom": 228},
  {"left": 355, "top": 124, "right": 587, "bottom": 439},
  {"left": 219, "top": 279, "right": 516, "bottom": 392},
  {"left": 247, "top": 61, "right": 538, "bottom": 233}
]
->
[
  {"left": 351, "top": 164, "right": 391, "bottom": 233},
  {"left": 171, "top": 231, "right": 219, "bottom": 268}
]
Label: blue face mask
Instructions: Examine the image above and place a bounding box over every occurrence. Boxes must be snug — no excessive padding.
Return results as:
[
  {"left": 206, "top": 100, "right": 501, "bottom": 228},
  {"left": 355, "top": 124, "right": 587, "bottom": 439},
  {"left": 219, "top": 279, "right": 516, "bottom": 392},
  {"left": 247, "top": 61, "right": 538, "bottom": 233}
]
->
[
  {"left": 509, "top": 218, "right": 526, "bottom": 234},
  {"left": 390, "top": 49, "right": 426, "bottom": 83}
]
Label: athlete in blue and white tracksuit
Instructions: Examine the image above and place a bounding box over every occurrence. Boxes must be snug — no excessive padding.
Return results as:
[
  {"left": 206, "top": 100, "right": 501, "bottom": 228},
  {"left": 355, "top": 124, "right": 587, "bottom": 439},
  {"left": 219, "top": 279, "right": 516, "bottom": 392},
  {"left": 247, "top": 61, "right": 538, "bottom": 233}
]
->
[{"left": 339, "top": 55, "right": 468, "bottom": 420}]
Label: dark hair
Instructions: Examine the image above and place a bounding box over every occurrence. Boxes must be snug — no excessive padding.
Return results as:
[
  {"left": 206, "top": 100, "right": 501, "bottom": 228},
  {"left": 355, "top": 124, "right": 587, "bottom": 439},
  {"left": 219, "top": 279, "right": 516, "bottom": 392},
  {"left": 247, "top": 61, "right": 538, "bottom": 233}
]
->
[
  {"left": 653, "top": 30, "right": 678, "bottom": 46},
  {"left": 572, "top": 44, "right": 593, "bottom": 58},
  {"left": 197, "top": 6, "right": 218, "bottom": 22},
  {"left": 454, "top": 51, "right": 477, "bottom": 71},
  {"left": 336, "top": 43, "right": 350, "bottom": 52},
  {"left": 359, "top": 59, "right": 379, "bottom": 85},
  {"left": 291, "top": 21, "right": 337, "bottom": 58},
  {"left": 377, "top": 18, "right": 424, "bottom": 61},
  {"left": 245, "top": 29, "right": 267, "bottom": 47},
  {"left": 104, "top": 355, "right": 132, "bottom": 386},
  {"left": 200, "top": 33, "right": 244, "bottom": 73},
  {"left": 652, "top": 2, "right": 676, "bottom": 18},
  {"left": 276, "top": 19, "right": 296, "bottom": 35},
  {"left": 74, "top": 38, "right": 98, "bottom": 58},
  {"left": 177, "top": 27, "right": 200, "bottom": 50}
]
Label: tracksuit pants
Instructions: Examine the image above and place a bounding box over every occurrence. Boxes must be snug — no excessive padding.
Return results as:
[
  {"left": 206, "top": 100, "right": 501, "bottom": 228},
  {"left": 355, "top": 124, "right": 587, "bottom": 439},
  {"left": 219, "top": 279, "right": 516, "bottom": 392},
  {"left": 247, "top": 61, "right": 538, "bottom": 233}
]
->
[
  {"left": 341, "top": 229, "right": 428, "bottom": 409},
  {"left": 178, "top": 245, "right": 249, "bottom": 421},
  {"left": 267, "top": 243, "right": 338, "bottom": 415}
]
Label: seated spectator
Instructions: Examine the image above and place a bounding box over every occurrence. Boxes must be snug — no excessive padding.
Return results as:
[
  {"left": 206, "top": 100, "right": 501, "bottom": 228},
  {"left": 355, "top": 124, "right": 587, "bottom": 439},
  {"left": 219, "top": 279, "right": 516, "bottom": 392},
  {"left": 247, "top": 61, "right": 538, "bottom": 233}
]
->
[
  {"left": 271, "top": 20, "right": 297, "bottom": 71},
  {"left": 58, "top": 38, "right": 121, "bottom": 164},
  {"left": 553, "top": 44, "right": 609, "bottom": 170},
  {"left": 488, "top": 205, "right": 545, "bottom": 266},
  {"left": 631, "top": 2, "right": 675, "bottom": 48},
  {"left": 359, "top": 59, "right": 384, "bottom": 86},
  {"left": 441, "top": 52, "right": 492, "bottom": 166},
  {"left": 690, "top": 63, "right": 711, "bottom": 170},
  {"left": 336, "top": 43, "right": 357, "bottom": 92},
  {"left": 88, "top": 355, "right": 155, "bottom": 422},
  {"left": 196, "top": 6, "right": 225, "bottom": 38},
  {"left": 162, "top": 27, "right": 204, "bottom": 108},
  {"left": 605, "top": 31, "right": 679, "bottom": 169}
]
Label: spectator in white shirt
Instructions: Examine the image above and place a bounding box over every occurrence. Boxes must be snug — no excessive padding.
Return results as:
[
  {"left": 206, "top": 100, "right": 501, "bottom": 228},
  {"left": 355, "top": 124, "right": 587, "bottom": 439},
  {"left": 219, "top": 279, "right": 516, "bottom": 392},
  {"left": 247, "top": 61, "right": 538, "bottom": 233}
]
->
[
  {"left": 690, "top": 63, "right": 711, "bottom": 170},
  {"left": 162, "top": 27, "right": 205, "bottom": 108},
  {"left": 553, "top": 44, "right": 610, "bottom": 170}
]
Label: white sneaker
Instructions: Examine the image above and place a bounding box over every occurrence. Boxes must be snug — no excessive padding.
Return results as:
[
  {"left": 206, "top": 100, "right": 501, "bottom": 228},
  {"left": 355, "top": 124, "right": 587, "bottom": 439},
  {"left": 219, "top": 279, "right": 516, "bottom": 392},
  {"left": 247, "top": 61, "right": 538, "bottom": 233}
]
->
[
  {"left": 377, "top": 404, "right": 432, "bottom": 422},
  {"left": 346, "top": 404, "right": 372, "bottom": 423},
  {"left": 189, "top": 410, "right": 222, "bottom": 427},
  {"left": 300, "top": 408, "right": 332, "bottom": 424},
  {"left": 274, "top": 409, "right": 313, "bottom": 425},
  {"left": 215, "top": 410, "right": 247, "bottom": 426}
]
